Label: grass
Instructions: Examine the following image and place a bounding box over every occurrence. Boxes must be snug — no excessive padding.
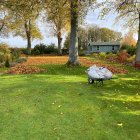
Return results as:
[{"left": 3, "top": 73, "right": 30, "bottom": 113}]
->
[{"left": 0, "top": 63, "right": 140, "bottom": 140}]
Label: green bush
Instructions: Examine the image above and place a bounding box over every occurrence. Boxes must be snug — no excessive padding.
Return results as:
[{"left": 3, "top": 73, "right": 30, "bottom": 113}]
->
[
  {"left": 10, "top": 58, "right": 27, "bottom": 67},
  {"left": 20, "top": 48, "right": 28, "bottom": 55},
  {"left": 45, "top": 44, "right": 58, "bottom": 54},
  {"left": 0, "top": 43, "right": 11, "bottom": 63},
  {"left": 99, "top": 52, "right": 106, "bottom": 59},
  {"left": 106, "top": 52, "right": 116, "bottom": 59},
  {"left": 15, "top": 58, "right": 27, "bottom": 63},
  {"left": 91, "top": 53, "right": 99, "bottom": 58},
  {"left": 32, "top": 50, "right": 40, "bottom": 55},
  {"left": 5, "top": 58, "right": 10, "bottom": 68},
  {"left": 79, "top": 50, "right": 85, "bottom": 56},
  {"left": 120, "top": 45, "right": 129, "bottom": 51},
  {"left": 32, "top": 44, "right": 46, "bottom": 55},
  {"left": 127, "top": 47, "right": 136, "bottom": 56},
  {"left": 62, "top": 48, "right": 68, "bottom": 55},
  {"left": 10, "top": 48, "right": 21, "bottom": 61},
  {"left": 32, "top": 43, "right": 58, "bottom": 55},
  {"left": 106, "top": 52, "right": 111, "bottom": 55},
  {"left": 121, "top": 45, "right": 136, "bottom": 56}
]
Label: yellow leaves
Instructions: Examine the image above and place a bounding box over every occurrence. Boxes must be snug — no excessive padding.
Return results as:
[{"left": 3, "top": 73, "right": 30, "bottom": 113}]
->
[
  {"left": 31, "top": 24, "right": 43, "bottom": 40},
  {"left": 46, "top": 0, "right": 70, "bottom": 35},
  {"left": 117, "top": 123, "right": 123, "bottom": 127},
  {"left": 2, "top": 0, "right": 43, "bottom": 40},
  {"left": 110, "top": 104, "right": 114, "bottom": 108},
  {"left": 9, "top": 19, "right": 23, "bottom": 31},
  {"left": 53, "top": 128, "right": 57, "bottom": 131},
  {"left": 58, "top": 105, "right": 62, "bottom": 108},
  {"left": 0, "top": 43, "right": 11, "bottom": 63},
  {"left": 122, "top": 31, "right": 137, "bottom": 47},
  {"left": 60, "top": 112, "right": 63, "bottom": 115},
  {"left": 51, "top": 100, "right": 63, "bottom": 115}
]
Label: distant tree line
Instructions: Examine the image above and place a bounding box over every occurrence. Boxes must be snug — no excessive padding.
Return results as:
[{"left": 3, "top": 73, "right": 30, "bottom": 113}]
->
[{"left": 64, "top": 25, "right": 122, "bottom": 51}]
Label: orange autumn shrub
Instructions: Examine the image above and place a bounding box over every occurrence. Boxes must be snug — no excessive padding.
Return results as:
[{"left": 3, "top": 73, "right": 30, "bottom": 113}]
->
[{"left": 117, "top": 52, "right": 130, "bottom": 63}]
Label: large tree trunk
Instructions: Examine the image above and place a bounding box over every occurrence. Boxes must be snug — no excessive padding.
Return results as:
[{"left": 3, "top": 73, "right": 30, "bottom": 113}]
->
[
  {"left": 27, "top": 32, "right": 31, "bottom": 55},
  {"left": 57, "top": 31, "right": 62, "bottom": 55},
  {"left": 135, "top": 13, "right": 140, "bottom": 67},
  {"left": 67, "top": 0, "right": 80, "bottom": 66},
  {"left": 25, "top": 20, "right": 32, "bottom": 55}
]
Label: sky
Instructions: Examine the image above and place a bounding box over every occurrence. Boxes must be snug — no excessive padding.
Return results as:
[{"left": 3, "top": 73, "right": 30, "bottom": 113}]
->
[{"left": 0, "top": 9, "right": 138, "bottom": 48}]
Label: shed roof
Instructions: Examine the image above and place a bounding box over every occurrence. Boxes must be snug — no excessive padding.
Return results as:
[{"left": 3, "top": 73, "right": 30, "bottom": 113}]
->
[{"left": 89, "top": 42, "right": 120, "bottom": 46}]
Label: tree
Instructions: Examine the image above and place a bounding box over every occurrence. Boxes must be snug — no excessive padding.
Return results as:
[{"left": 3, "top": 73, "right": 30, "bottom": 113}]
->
[
  {"left": 87, "top": 25, "right": 122, "bottom": 42},
  {"left": 88, "top": 25, "right": 100, "bottom": 42},
  {"left": 45, "top": 0, "right": 70, "bottom": 55},
  {"left": 64, "top": 27, "right": 88, "bottom": 50},
  {"left": 64, "top": 33, "right": 70, "bottom": 49},
  {"left": 100, "top": 28, "right": 122, "bottom": 42},
  {"left": 64, "top": 25, "right": 122, "bottom": 51},
  {"left": 0, "top": 2, "right": 10, "bottom": 37},
  {"left": 67, "top": 0, "right": 79, "bottom": 65},
  {"left": 4, "top": 0, "right": 43, "bottom": 54},
  {"left": 78, "top": 26, "right": 88, "bottom": 50},
  {"left": 98, "top": 0, "right": 140, "bottom": 65},
  {"left": 116, "top": 1, "right": 140, "bottom": 65},
  {"left": 122, "top": 31, "right": 137, "bottom": 46},
  {"left": 67, "top": 0, "right": 95, "bottom": 65}
]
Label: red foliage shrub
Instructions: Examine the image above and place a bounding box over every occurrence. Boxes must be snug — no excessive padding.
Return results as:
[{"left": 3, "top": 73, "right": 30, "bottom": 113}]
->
[
  {"left": 117, "top": 52, "right": 130, "bottom": 63},
  {"left": 134, "top": 63, "right": 140, "bottom": 68}
]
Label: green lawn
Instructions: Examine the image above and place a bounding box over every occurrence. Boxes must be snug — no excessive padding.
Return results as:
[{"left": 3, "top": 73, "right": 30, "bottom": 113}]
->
[{"left": 0, "top": 64, "right": 140, "bottom": 140}]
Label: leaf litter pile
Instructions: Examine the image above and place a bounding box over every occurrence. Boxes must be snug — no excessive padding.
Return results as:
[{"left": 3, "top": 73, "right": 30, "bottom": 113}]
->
[
  {"left": 8, "top": 56, "right": 128, "bottom": 74},
  {"left": 80, "top": 58, "right": 128, "bottom": 74},
  {"left": 8, "top": 65, "right": 45, "bottom": 74}
]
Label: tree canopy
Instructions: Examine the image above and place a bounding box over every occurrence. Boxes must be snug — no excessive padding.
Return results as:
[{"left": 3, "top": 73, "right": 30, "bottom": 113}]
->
[
  {"left": 98, "top": 0, "right": 140, "bottom": 65},
  {"left": 44, "top": 0, "right": 70, "bottom": 55},
  {"left": 0, "top": 2, "right": 10, "bottom": 37},
  {"left": 64, "top": 25, "right": 122, "bottom": 50},
  {"left": 2, "top": 0, "right": 43, "bottom": 54}
]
